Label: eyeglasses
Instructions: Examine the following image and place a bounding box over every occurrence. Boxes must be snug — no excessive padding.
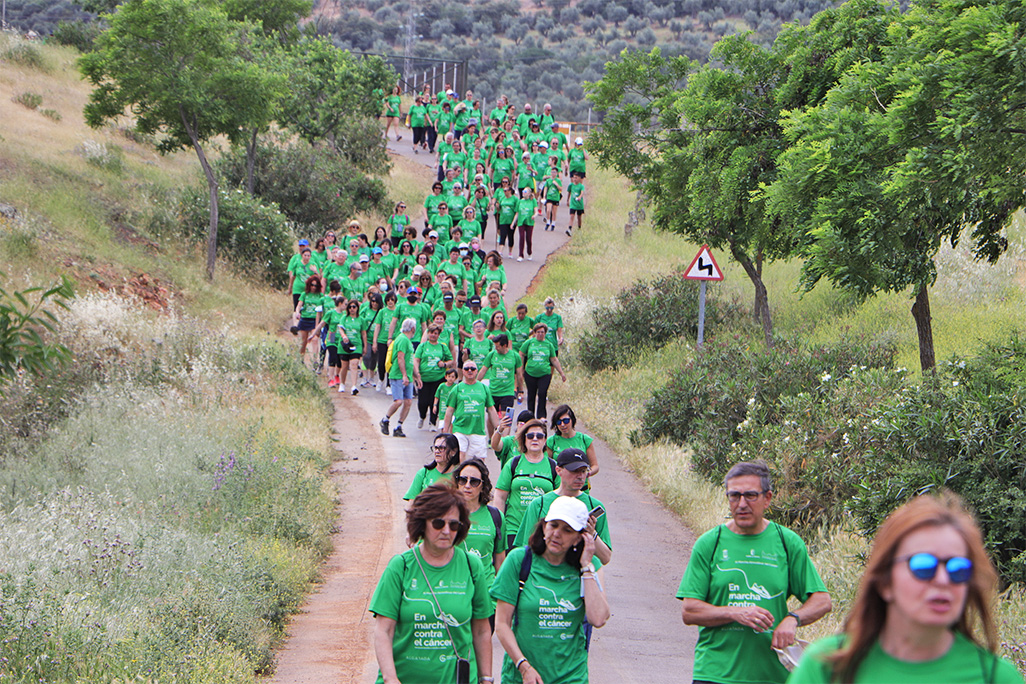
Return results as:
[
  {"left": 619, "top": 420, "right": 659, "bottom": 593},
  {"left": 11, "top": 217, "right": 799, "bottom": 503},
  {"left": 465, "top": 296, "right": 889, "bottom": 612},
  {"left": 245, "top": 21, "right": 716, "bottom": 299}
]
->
[
  {"left": 463, "top": 366, "right": 477, "bottom": 372},
  {"left": 456, "top": 475, "right": 483, "bottom": 488},
  {"left": 726, "top": 490, "right": 767, "bottom": 503},
  {"left": 557, "top": 417, "right": 572, "bottom": 425},
  {"left": 431, "top": 445, "right": 448, "bottom": 451},
  {"left": 525, "top": 432, "right": 546, "bottom": 440},
  {"left": 430, "top": 518, "right": 462, "bottom": 532},
  {"left": 897, "top": 553, "right": 973, "bottom": 584}
]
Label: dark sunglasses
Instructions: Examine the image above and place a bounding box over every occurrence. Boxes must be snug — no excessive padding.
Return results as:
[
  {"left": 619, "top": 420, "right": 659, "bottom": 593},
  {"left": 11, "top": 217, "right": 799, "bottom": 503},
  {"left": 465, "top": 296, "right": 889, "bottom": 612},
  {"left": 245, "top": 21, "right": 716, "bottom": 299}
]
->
[
  {"left": 525, "top": 432, "right": 546, "bottom": 440},
  {"left": 557, "top": 417, "right": 572, "bottom": 425},
  {"left": 463, "top": 366, "right": 478, "bottom": 372},
  {"left": 898, "top": 553, "right": 973, "bottom": 584},
  {"left": 430, "top": 518, "right": 462, "bottom": 532},
  {"left": 456, "top": 475, "right": 483, "bottom": 488}
]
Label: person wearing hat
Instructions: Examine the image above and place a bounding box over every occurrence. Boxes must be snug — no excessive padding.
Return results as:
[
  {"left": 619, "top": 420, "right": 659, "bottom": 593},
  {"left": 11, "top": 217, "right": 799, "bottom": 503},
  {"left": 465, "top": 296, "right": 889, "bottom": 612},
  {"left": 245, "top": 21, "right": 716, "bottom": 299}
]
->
[
  {"left": 569, "top": 137, "right": 587, "bottom": 179},
  {"left": 491, "top": 495, "right": 610, "bottom": 684},
  {"left": 549, "top": 121, "right": 568, "bottom": 152},
  {"left": 525, "top": 120, "right": 545, "bottom": 150},
  {"left": 460, "top": 294, "right": 486, "bottom": 344},
  {"left": 512, "top": 448, "right": 611, "bottom": 564},
  {"left": 530, "top": 142, "right": 549, "bottom": 186},
  {"left": 389, "top": 286, "right": 428, "bottom": 345},
  {"left": 365, "top": 247, "right": 390, "bottom": 286}
]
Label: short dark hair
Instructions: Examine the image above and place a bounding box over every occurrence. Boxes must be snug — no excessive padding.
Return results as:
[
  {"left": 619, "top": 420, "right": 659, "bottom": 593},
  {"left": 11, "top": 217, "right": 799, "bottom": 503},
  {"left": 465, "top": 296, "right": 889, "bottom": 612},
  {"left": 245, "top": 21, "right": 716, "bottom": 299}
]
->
[
  {"left": 406, "top": 482, "right": 469, "bottom": 545},
  {"left": 550, "top": 404, "right": 576, "bottom": 430},
  {"left": 724, "top": 460, "right": 772, "bottom": 492},
  {"left": 453, "top": 458, "right": 493, "bottom": 506}
]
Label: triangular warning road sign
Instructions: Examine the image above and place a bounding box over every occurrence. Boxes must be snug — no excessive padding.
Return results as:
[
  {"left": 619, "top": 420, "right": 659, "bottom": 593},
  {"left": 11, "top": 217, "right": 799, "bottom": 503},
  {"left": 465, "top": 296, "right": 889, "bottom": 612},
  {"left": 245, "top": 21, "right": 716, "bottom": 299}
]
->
[{"left": 684, "top": 245, "right": 724, "bottom": 281}]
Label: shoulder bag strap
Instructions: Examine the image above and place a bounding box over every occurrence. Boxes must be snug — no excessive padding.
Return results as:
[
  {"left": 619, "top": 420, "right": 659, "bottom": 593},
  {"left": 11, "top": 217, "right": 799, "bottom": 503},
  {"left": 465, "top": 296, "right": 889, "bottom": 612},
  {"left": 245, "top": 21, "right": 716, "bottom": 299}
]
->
[{"left": 412, "top": 547, "right": 466, "bottom": 663}]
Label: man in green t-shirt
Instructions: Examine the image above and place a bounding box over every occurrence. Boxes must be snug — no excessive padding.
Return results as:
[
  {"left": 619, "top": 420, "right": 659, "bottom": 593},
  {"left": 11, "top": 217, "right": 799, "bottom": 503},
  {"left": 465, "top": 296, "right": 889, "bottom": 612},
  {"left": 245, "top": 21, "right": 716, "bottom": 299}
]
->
[
  {"left": 443, "top": 358, "right": 499, "bottom": 461},
  {"left": 677, "top": 461, "right": 833, "bottom": 684},
  {"left": 567, "top": 172, "right": 585, "bottom": 237},
  {"left": 379, "top": 318, "right": 420, "bottom": 438}
]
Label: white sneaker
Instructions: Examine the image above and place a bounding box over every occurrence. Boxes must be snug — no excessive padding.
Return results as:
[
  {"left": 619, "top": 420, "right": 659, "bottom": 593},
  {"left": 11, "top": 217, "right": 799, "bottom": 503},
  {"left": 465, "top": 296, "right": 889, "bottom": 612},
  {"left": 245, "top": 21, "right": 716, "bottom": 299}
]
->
[
  {"left": 527, "top": 254, "right": 533, "bottom": 261},
  {"left": 517, "top": 256, "right": 523, "bottom": 262},
  {"left": 352, "top": 386, "right": 359, "bottom": 395},
  {"left": 418, "top": 418, "right": 425, "bottom": 429},
  {"left": 337, "top": 384, "right": 346, "bottom": 393},
  {"left": 430, "top": 424, "right": 438, "bottom": 432}
]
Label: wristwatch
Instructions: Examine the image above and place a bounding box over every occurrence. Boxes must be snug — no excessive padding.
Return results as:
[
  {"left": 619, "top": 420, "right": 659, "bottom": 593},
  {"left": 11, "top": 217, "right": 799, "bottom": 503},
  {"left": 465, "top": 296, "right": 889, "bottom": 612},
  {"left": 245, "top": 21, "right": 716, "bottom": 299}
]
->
[{"left": 581, "top": 562, "right": 596, "bottom": 574}]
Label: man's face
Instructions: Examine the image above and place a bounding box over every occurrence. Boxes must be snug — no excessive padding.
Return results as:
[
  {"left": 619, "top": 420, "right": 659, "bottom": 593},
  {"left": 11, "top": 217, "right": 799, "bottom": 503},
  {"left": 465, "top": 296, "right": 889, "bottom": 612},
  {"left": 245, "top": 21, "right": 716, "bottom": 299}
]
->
[
  {"left": 557, "top": 465, "right": 588, "bottom": 492},
  {"left": 726, "top": 474, "right": 772, "bottom": 533}
]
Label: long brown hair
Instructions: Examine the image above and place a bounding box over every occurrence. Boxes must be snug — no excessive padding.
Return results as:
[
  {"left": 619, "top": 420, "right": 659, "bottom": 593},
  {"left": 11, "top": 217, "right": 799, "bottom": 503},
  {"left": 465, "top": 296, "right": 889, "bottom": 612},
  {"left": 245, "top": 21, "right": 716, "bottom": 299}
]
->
[{"left": 828, "top": 491, "right": 999, "bottom": 681}]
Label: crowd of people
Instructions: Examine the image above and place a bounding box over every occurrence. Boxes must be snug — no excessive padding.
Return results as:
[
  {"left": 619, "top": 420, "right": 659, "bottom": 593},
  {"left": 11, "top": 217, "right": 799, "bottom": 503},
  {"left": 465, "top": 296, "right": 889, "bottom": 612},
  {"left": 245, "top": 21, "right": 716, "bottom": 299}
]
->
[{"left": 285, "top": 86, "right": 1023, "bottom": 683}]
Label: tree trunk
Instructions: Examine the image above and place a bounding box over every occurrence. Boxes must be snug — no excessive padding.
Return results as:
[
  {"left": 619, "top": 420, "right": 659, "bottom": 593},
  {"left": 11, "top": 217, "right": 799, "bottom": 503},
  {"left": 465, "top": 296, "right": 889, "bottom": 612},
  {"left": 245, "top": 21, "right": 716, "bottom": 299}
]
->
[
  {"left": 730, "top": 243, "right": 774, "bottom": 348},
  {"left": 180, "top": 107, "right": 219, "bottom": 280},
  {"left": 245, "top": 127, "right": 258, "bottom": 195},
  {"left": 911, "top": 284, "right": 936, "bottom": 372}
]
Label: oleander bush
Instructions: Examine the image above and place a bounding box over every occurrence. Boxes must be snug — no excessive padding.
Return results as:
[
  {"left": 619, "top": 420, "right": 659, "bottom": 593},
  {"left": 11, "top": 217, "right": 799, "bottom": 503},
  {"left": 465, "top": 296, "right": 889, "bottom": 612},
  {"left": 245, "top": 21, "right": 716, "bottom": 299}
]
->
[{"left": 575, "top": 269, "right": 746, "bottom": 371}]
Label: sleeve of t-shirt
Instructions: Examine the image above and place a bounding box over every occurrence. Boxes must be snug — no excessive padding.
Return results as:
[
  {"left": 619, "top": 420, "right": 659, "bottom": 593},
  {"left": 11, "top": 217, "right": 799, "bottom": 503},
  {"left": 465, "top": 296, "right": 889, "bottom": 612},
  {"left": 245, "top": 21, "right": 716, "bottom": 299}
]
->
[
  {"left": 403, "top": 468, "right": 427, "bottom": 501},
  {"left": 495, "top": 459, "right": 513, "bottom": 493},
  {"left": 514, "top": 496, "right": 543, "bottom": 547},
  {"left": 467, "top": 551, "right": 493, "bottom": 619},
  {"left": 368, "top": 552, "right": 407, "bottom": 619},
  {"left": 490, "top": 546, "right": 525, "bottom": 605},
  {"left": 786, "top": 636, "right": 841, "bottom": 684},
  {"left": 782, "top": 525, "right": 828, "bottom": 601},
  {"left": 676, "top": 527, "right": 718, "bottom": 600},
  {"left": 544, "top": 435, "right": 556, "bottom": 455},
  {"left": 582, "top": 433, "right": 594, "bottom": 450}
]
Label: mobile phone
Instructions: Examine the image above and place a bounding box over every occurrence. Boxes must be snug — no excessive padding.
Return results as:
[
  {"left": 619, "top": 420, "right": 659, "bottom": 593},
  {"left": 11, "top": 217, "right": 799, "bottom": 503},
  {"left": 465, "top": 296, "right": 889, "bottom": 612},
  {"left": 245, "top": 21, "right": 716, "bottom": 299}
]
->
[
  {"left": 589, "top": 506, "right": 606, "bottom": 520},
  {"left": 504, "top": 406, "right": 515, "bottom": 423}
]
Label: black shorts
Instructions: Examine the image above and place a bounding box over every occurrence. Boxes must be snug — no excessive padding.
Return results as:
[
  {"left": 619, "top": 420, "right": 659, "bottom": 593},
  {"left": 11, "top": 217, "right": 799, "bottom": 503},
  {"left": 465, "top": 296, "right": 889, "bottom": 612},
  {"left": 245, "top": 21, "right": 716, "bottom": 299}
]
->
[
  {"left": 570, "top": 209, "right": 584, "bottom": 216},
  {"left": 494, "top": 394, "right": 515, "bottom": 412},
  {"left": 327, "top": 346, "right": 342, "bottom": 367},
  {"left": 341, "top": 352, "right": 361, "bottom": 362},
  {"left": 297, "top": 317, "right": 316, "bottom": 331},
  {"left": 546, "top": 200, "right": 559, "bottom": 207}
]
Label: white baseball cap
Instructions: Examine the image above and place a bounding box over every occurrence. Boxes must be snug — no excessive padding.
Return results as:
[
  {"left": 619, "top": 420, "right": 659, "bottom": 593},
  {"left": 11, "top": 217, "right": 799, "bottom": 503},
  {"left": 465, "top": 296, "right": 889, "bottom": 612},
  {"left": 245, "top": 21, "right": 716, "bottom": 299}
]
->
[
  {"left": 539, "top": 141, "right": 549, "bottom": 149},
  {"left": 575, "top": 137, "right": 584, "bottom": 145},
  {"left": 545, "top": 496, "right": 589, "bottom": 532}
]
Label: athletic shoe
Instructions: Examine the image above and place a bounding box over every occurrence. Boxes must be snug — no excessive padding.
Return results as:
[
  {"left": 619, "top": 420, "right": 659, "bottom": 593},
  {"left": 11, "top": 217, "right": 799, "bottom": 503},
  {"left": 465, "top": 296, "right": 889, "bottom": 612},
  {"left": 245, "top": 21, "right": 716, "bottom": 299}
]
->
[
  {"left": 397, "top": 135, "right": 403, "bottom": 141},
  {"left": 352, "top": 387, "right": 359, "bottom": 395},
  {"left": 508, "top": 252, "right": 514, "bottom": 259},
  {"left": 430, "top": 424, "right": 438, "bottom": 432},
  {"left": 393, "top": 425, "right": 406, "bottom": 438},
  {"left": 290, "top": 326, "right": 298, "bottom": 336},
  {"left": 417, "top": 418, "right": 425, "bottom": 429},
  {"left": 527, "top": 255, "right": 533, "bottom": 261},
  {"left": 337, "top": 384, "right": 346, "bottom": 393},
  {"left": 379, "top": 418, "right": 389, "bottom": 435},
  {"left": 328, "top": 377, "right": 339, "bottom": 387},
  {"left": 414, "top": 148, "right": 418, "bottom": 154},
  {"left": 517, "top": 256, "right": 523, "bottom": 262},
  {"left": 566, "top": 228, "right": 573, "bottom": 236}
]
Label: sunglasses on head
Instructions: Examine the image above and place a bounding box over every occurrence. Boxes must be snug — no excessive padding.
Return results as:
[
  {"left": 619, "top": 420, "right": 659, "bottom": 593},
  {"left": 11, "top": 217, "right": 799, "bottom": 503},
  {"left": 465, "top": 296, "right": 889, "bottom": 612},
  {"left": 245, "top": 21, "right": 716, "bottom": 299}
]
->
[
  {"left": 525, "top": 432, "right": 546, "bottom": 440},
  {"left": 456, "top": 475, "right": 482, "bottom": 488},
  {"left": 430, "top": 518, "right": 462, "bottom": 532},
  {"left": 898, "top": 553, "right": 973, "bottom": 584}
]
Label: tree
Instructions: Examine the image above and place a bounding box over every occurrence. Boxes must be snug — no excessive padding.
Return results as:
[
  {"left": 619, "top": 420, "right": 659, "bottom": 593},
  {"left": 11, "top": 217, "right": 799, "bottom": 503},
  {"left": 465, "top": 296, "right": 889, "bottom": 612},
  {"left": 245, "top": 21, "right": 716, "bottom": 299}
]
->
[
  {"left": 624, "top": 15, "right": 645, "bottom": 37},
  {"left": 765, "top": 0, "right": 1025, "bottom": 371},
  {"left": 0, "top": 273, "right": 73, "bottom": 394},
  {"left": 80, "top": 0, "right": 283, "bottom": 280}
]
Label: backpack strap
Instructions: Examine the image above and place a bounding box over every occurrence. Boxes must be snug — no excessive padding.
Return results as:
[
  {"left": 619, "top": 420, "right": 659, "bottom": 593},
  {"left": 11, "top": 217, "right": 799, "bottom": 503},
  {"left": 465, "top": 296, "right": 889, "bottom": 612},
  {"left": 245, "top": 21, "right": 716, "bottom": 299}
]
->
[
  {"left": 513, "top": 547, "right": 534, "bottom": 628},
  {"left": 487, "top": 505, "right": 503, "bottom": 551},
  {"left": 774, "top": 522, "right": 793, "bottom": 597}
]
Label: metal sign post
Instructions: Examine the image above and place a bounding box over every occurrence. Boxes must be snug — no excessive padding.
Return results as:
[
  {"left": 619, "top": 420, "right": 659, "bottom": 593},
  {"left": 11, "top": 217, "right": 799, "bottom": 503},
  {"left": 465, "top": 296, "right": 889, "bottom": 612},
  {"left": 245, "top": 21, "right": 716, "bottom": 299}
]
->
[{"left": 683, "top": 244, "right": 724, "bottom": 350}]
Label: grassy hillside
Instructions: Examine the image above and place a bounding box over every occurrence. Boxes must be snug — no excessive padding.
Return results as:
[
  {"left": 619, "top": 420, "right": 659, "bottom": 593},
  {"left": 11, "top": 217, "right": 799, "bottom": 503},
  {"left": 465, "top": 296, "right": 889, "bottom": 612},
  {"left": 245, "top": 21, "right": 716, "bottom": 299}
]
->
[{"left": 1, "top": 34, "right": 340, "bottom": 682}]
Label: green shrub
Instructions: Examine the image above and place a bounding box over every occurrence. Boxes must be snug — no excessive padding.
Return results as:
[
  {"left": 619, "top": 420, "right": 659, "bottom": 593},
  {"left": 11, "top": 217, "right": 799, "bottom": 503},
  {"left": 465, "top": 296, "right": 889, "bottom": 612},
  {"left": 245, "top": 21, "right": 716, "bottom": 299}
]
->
[
  {"left": 575, "top": 269, "right": 746, "bottom": 371},
  {"left": 180, "top": 187, "right": 295, "bottom": 287},
  {"left": 14, "top": 91, "right": 42, "bottom": 110},
  {"left": 1, "top": 38, "right": 50, "bottom": 71},
  {"left": 51, "top": 20, "right": 101, "bottom": 52},
  {"left": 215, "top": 135, "right": 389, "bottom": 235},
  {"left": 80, "top": 139, "right": 123, "bottom": 173},
  {"left": 848, "top": 335, "right": 1026, "bottom": 584},
  {"left": 39, "top": 108, "right": 61, "bottom": 122}
]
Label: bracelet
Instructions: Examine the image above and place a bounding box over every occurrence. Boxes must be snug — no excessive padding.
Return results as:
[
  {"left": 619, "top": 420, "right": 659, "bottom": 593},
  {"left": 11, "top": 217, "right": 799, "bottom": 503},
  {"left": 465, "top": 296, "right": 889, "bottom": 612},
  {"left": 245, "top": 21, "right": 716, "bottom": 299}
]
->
[
  {"left": 479, "top": 678, "right": 495, "bottom": 683},
  {"left": 515, "top": 657, "right": 529, "bottom": 672},
  {"left": 787, "top": 611, "right": 802, "bottom": 627}
]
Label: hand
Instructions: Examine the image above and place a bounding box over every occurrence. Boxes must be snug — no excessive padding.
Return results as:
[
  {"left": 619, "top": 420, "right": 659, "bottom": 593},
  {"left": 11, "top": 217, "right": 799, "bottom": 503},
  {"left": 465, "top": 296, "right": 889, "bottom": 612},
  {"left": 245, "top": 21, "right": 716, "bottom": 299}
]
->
[
  {"left": 372, "top": 343, "right": 378, "bottom": 352},
  {"left": 402, "top": 375, "right": 410, "bottom": 386},
  {"left": 732, "top": 606, "right": 775, "bottom": 632},
  {"left": 559, "top": 372, "right": 567, "bottom": 382},
  {"left": 771, "top": 615, "right": 798, "bottom": 649},
  {"left": 579, "top": 531, "right": 596, "bottom": 567},
  {"left": 521, "top": 665, "right": 544, "bottom": 684},
  {"left": 584, "top": 515, "right": 597, "bottom": 538},
  {"left": 414, "top": 377, "right": 423, "bottom": 389},
  {"left": 500, "top": 414, "right": 513, "bottom": 432}
]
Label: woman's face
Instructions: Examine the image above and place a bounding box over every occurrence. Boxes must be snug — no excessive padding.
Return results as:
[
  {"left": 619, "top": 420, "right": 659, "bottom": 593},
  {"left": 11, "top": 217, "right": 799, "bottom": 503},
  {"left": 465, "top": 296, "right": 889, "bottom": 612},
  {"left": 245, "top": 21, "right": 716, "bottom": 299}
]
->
[
  {"left": 325, "top": 232, "right": 336, "bottom": 244},
  {"left": 543, "top": 519, "right": 582, "bottom": 558},
  {"left": 347, "top": 304, "right": 360, "bottom": 317},
  {"left": 494, "top": 312, "right": 505, "bottom": 328},
  {"left": 524, "top": 426, "right": 546, "bottom": 453},
  {"left": 534, "top": 328, "right": 546, "bottom": 341},
  {"left": 417, "top": 254, "right": 429, "bottom": 265},
  {"left": 882, "top": 524, "right": 970, "bottom": 632},
  {"left": 555, "top": 413, "right": 572, "bottom": 433},
  {"left": 473, "top": 322, "right": 485, "bottom": 339},
  {"left": 457, "top": 465, "right": 483, "bottom": 503},
  {"left": 301, "top": 251, "right": 310, "bottom": 264},
  {"left": 432, "top": 437, "right": 450, "bottom": 466},
  {"left": 376, "top": 227, "right": 386, "bottom": 241},
  {"left": 517, "top": 309, "right": 527, "bottom": 321},
  {"left": 423, "top": 505, "right": 461, "bottom": 553},
  {"left": 427, "top": 328, "right": 440, "bottom": 343},
  {"left": 488, "top": 292, "right": 499, "bottom": 307}
]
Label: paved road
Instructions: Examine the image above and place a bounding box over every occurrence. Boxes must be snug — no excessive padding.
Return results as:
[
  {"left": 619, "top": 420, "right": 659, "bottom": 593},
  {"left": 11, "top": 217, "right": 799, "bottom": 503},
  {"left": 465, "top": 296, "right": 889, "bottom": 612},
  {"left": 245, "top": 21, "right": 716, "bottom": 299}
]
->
[{"left": 268, "top": 135, "right": 699, "bottom": 683}]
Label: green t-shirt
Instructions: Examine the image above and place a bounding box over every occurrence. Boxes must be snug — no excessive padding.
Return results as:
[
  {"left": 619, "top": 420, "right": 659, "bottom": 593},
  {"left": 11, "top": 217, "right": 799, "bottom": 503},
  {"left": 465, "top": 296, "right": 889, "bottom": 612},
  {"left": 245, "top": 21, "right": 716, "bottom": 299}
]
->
[
  {"left": 457, "top": 218, "right": 481, "bottom": 240},
  {"left": 436, "top": 381, "right": 457, "bottom": 416},
  {"left": 483, "top": 348, "right": 521, "bottom": 397},
  {"left": 424, "top": 193, "right": 445, "bottom": 220},
  {"left": 426, "top": 103, "right": 442, "bottom": 126},
  {"left": 387, "top": 213, "right": 411, "bottom": 238},
  {"left": 546, "top": 432, "right": 594, "bottom": 460},
  {"left": 495, "top": 456, "right": 557, "bottom": 538},
  {"left": 568, "top": 182, "right": 585, "bottom": 211},
  {"left": 516, "top": 162, "right": 535, "bottom": 190},
  {"left": 297, "top": 291, "right": 325, "bottom": 320},
  {"left": 464, "top": 337, "right": 494, "bottom": 369},
  {"left": 520, "top": 337, "right": 557, "bottom": 377},
  {"left": 788, "top": 632, "right": 1024, "bottom": 684},
  {"left": 513, "top": 490, "right": 611, "bottom": 550},
  {"left": 414, "top": 341, "right": 452, "bottom": 383},
  {"left": 409, "top": 104, "right": 427, "bottom": 127},
  {"left": 493, "top": 157, "right": 514, "bottom": 184},
  {"left": 459, "top": 505, "right": 503, "bottom": 601},
  {"left": 494, "top": 434, "right": 523, "bottom": 468},
  {"left": 543, "top": 176, "right": 563, "bottom": 202},
  {"left": 369, "top": 546, "right": 491, "bottom": 684},
  {"left": 372, "top": 307, "right": 397, "bottom": 344},
  {"left": 385, "top": 94, "right": 401, "bottom": 117},
  {"left": 396, "top": 301, "right": 428, "bottom": 332},
  {"left": 402, "top": 465, "right": 451, "bottom": 500},
  {"left": 490, "top": 546, "right": 596, "bottom": 684},
  {"left": 534, "top": 312, "right": 563, "bottom": 348},
  {"left": 388, "top": 334, "right": 415, "bottom": 381},
  {"left": 676, "top": 522, "right": 828, "bottom": 684},
  {"left": 337, "top": 314, "right": 368, "bottom": 355},
  {"left": 321, "top": 308, "right": 345, "bottom": 349},
  {"left": 447, "top": 381, "right": 493, "bottom": 436},
  {"left": 429, "top": 214, "right": 453, "bottom": 242},
  {"left": 289, "top": 258, "right": 320, "bottom": 295},
  {"left": 515, "top": 198, "right": 538, "bottom": 226},
  {"left": 508, "top": 316, "right": 534, "bottom": 352},
  {"left": 497, "top": 194, "right": 519, "bottom": 224},
  {"left": 569, "top": 147, "right": 586, "bottom": 174}
]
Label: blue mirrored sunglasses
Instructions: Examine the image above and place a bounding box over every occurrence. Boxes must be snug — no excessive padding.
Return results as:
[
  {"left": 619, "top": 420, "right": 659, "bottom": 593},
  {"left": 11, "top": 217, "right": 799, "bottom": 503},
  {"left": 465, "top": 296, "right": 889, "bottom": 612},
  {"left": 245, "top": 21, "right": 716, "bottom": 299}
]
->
[{"left": 900, "top": 553, "right": 973, "bottom": 584}]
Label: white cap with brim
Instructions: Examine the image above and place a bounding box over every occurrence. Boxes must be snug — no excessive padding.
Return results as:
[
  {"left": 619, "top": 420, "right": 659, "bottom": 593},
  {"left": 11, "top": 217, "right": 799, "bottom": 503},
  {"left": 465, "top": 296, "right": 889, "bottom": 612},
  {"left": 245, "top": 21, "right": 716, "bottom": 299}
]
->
[
  {"left": 544, "top": 496, "right": 589, "bottom": 532},
  {"left": 575, "top": 137, "right": 584, "bottom": 145}
]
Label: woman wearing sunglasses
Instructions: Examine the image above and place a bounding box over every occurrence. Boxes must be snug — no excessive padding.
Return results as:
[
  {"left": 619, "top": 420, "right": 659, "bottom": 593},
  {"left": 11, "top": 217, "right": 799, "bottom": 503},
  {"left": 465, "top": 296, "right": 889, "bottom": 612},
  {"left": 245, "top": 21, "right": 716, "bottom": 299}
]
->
[
  {"left": 493, "top": 419, "right": 557, "bottom": 552},
  {"left": 403, "top": 434, "right": 460, "bottom": 501},
  {"left": 453, "top": 459, "right": 505, "bottom": 624},
  {"left": 788, "top": 492, "right": 1020, "bottom": 683},
  {"left": 370, "top": 482, "right": 493, "bottom": 684},
  {"left": 547, "top": 404, "right": 599, "bottom": 479}
]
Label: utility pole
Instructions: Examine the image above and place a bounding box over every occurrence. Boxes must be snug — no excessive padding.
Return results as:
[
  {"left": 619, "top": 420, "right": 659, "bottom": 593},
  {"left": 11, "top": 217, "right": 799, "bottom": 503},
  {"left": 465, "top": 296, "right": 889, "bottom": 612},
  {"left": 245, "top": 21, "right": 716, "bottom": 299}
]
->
[{"left": 403, "top": 9, "right": 423, "bottom": 90}]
